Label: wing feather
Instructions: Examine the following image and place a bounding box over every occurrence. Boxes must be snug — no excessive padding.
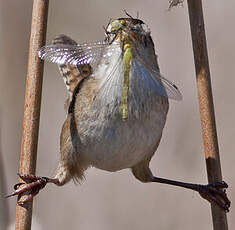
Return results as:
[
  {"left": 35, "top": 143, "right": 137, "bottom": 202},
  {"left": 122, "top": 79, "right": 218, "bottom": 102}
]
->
[{"left": 50, "top": 35, "right": 93, "bottom": 110}]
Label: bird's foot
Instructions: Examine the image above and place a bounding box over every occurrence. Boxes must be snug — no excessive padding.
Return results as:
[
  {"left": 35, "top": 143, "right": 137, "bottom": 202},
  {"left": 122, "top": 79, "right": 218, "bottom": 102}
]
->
[
  {"left": 6, "top": 173, "right": 59, "bottom": 204},
  {"left": 198, "top": 181, "right": 230, "bottom": 212}
]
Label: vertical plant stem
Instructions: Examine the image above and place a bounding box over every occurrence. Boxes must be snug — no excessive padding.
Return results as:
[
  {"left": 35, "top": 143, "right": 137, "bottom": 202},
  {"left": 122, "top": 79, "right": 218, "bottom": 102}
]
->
[
  {"left": 187, "top": 1, "right": 228, "bottom": 230},
  {"left": 15, "top": 0, "right": 49, "bottom": 229}
]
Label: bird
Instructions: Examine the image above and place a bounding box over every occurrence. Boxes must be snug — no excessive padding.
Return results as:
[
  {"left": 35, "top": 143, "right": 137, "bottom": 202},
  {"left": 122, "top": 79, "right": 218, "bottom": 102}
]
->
[{"left": 7, "top": 14, "right": 230, "bottom": 212}]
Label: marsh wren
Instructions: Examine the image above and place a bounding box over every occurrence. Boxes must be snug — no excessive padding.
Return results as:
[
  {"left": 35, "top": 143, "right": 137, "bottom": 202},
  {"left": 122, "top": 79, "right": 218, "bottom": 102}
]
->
[{"left": 7, "top": 15, "right": 230, "bottom": 212}]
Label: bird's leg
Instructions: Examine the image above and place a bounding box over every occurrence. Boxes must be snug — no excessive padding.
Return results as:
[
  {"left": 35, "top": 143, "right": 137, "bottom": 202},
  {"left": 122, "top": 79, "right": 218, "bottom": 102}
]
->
[
  {"left": 6, "top": 161, "right": 72, "bottom": 205},
  {"left": 152, "top": 176, "right": 230, "bottom": 212},
  {"left": 131, "top": 162, "right": 231, "bottom": 212},
  {"left": 7, "top": 112, "right": 84, "bottom": 204},
  {"left": 6, "top": 173, "right": 61, "bottom": 204}
]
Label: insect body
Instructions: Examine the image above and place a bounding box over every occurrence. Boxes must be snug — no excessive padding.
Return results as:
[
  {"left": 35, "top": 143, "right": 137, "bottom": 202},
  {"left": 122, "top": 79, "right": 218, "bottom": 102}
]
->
[
  {"left": 109, "top": 19, "right": 135, "bottom": 119},
  {"left": 121, "top": 42, "right": 132, "bottom": 120}
]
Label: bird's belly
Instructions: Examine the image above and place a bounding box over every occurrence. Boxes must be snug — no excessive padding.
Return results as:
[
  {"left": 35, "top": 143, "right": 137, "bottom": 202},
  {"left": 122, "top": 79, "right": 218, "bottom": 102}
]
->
[
  {"left": 75, "top": 96, "right": 168, "bottom": 172},
  {"left": 73, "top": 56, "right": 169, "bottom": 171}
]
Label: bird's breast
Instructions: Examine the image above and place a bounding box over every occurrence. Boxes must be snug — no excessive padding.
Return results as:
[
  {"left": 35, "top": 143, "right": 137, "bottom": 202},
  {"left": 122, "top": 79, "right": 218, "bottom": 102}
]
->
[{"left": 73, "top": 48, "right": 169, "bottom": 171}]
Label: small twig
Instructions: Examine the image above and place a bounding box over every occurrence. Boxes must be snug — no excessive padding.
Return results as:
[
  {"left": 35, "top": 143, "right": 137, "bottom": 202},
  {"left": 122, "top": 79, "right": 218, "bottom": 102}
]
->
[{"left": 168, "top": 0, "right": 184, "bottom": 10}]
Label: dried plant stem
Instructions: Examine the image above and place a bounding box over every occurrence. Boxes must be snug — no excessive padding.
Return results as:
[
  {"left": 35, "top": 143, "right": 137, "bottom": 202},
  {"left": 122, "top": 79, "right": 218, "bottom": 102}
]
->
[
  {"left": 187, "top": 1, "right": 228, "bottom": 230},
  {"left": 15, "top": 0, "right": 49, "bottom": 229}
]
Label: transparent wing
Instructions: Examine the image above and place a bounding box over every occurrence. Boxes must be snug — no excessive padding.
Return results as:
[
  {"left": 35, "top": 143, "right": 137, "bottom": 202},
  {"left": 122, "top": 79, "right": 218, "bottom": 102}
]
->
[
  {"left": 96, "top": 49, "right": 123, "bottom": 98},
  {"left": 135, "top": 58, "right": 182, "bottom": 101},
  {"left": 38, "top": 41, "right": 120, "bottom": 66},
  {"left": 156, "top": 72, "right": 182, "bottom": 100},
  {"left": 92, "top": 51, "right": 124, "bottom": 116}
]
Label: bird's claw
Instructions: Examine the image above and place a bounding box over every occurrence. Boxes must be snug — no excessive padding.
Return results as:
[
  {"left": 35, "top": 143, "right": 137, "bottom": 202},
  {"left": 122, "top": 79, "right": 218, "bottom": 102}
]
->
[
  {"left": 198, "top": 181, "right": 230, "bottom": 212},
  {"left": 6, "top": 173, "right": 49, "bottom": 205}
]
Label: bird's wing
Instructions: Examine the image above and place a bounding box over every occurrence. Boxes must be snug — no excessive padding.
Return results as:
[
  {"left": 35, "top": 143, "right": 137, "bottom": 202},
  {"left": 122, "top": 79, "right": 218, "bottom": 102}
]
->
[{"left": 51, "top": 34, "right": 93, "bottom": 110}]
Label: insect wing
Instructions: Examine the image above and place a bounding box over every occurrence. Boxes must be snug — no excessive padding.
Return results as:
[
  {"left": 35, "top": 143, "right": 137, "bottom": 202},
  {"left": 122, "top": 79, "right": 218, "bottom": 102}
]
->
[
  {"left": 38, "top": 41, "right": 119, "bottom": 67},
  {"left": 97, "top": 50, "right": 123, "bottom": 100},
  {"left": 155, "top": 73, "right": 182, "bottom": 101},
  {"left": 134, "top": 58, "right": 182, "bottom": 101},
  {"left": 93, "top": 49, "right": 124, "bottom": 116}
]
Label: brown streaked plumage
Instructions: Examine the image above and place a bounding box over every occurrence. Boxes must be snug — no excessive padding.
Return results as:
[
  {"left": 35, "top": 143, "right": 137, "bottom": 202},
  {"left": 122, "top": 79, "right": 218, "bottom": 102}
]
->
[{"left": 53, "top": 35, "right": 92, "bottom": 110}]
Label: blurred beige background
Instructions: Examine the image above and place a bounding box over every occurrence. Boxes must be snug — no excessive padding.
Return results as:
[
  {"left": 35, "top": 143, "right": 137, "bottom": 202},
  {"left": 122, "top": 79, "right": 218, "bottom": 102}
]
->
[{"left": 1, "top": 0, "right": 234, "bottom": 229}]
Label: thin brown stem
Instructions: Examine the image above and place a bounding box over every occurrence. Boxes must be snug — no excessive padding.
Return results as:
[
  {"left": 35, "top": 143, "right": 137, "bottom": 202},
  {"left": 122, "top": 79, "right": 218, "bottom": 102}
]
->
[
  {"left": 15, "top": 0, "right": 49, "bottom": 229},
  {"left": 187, "top": 0, "right": 228, "bottom": 229}
]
